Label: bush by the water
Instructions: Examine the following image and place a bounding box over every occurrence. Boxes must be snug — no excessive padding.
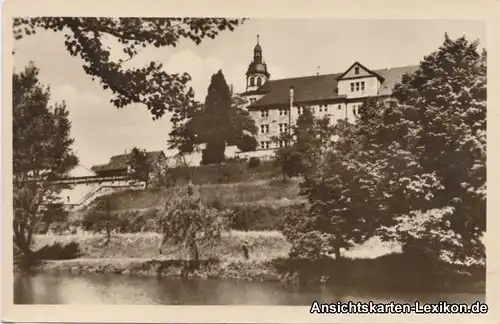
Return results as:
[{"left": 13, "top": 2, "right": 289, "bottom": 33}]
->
[{"left": 270, "top": 252, "right": 485, "bottom": 292}]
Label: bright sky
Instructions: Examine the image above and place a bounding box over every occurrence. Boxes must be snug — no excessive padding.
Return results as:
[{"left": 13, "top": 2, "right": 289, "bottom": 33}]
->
[{"left": 13, "top": 19, "right": 485, "bottom": 168}]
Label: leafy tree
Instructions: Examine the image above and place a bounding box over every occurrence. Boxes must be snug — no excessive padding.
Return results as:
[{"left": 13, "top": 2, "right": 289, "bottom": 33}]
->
[
  {"left": 129, "top": 147, "right": 153, "bottom": 187},
  {"left": 39, "top": 203, "right": 69, "bottom": 234},
  {"left": 13, "top": 18, "right": 245, "bottom": 120},
  {"left": 82, "top": 196, "right": 119, "bottom": 244},
  {"left": 271, "top": 107, "right": 330, "bottom": 180},
  {"left": 156, "top": 185, "right": 228, "bottom": 261},
  {"left": 200, "top": 70, "right": 232, "bottom": 164},
  {"left": 150, "top": 158, "right": 172, "bottom": 188},
  {"left": 225, "top": 95, "right": 258, "bottom": 152},
  {"left": 13, "top": 62, "right": 78, "bottom": 258},
  {"left": 360, "top": 34, "right": 486, "bottom": 264},
  {"left": 288, "top": 120, "right": 382, "bottom": 264},
  {"left": 272, "top": 144, "right": 302, "bottom": 181},
  {"left": 168, "top": 73, "right": 258, "bottom": 162}
]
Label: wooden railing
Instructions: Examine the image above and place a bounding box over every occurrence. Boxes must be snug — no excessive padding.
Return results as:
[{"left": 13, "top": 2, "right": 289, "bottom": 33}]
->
[{"left": 21, "top": 175, "right": 130, "bottom": 185}]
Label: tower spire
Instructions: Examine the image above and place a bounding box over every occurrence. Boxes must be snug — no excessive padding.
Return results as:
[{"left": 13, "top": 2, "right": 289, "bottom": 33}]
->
[{"left": 257, "top": 34, "right": 260, "bottom": 45}]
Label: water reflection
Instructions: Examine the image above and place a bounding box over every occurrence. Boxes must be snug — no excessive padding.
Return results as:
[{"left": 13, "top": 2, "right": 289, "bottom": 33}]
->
[{"left": 14, "top": 273, "right": 485, "bottom": 305}]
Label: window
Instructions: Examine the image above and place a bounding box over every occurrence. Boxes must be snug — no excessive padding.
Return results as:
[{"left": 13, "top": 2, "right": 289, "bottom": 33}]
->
[
  {"left": 338, "top": 104, "right": 342, "bottom": 110},
  {"left": 355, "top": 82, "right": 360, "bottom": 91},
  {"left": 279, "top": 108, "right": 288, "bottom": 116},
  {"left": 260, "top": 124, "right": 269, "bottom": 134},
  {"left": 279, "top": 140, "right": 287, "bottom": 148},
  {"left": 318, "top": 104, "right": 327, "bottom": 112},
  {"left": 354, "top": 66, "right": 360, "bottom": 75},
  {"left": 249, "top": 77, "right": 255, "bottom": 86},
  {"left": 350, "top": 83, "right": 355, "bottom": 92},
  {"left": 279, "top": 123, "right": 288, "bottom": 134},
  {"left": 260, "top": 141, "right": 270, "bottom": 149},
  {"left": 361, "top": 81, "right": 365, "bottom": 91},
  {"left": 250, "top": 98, "right": 256, "bottom": 103},
  {"left": 256, "top": 77, "right": 262, "bottom": 87},
  {"left": 260, "top": 109, "right": 269, "bottom": 118},
  {"left": 353, "top": 104, "right": 362, "bottom": 117},
  {"left": 298, "top": 106, "right": 303, "bottom": 115}
]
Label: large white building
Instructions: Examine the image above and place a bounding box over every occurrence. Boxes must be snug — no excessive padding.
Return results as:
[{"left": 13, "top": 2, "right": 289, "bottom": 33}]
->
[{"left": 240, "top": 36, "right": 419, "bottom": 151}]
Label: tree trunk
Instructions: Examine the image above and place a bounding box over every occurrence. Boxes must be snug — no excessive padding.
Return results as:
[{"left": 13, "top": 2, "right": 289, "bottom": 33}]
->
[
  {"left": 42, "top": 221, "right": 51, "bottom": 234},
  {"left": 333, "top": 234, "right": 346, "bottom": 281},
  {"left": 333, "top": 245, "right": 342, "bottom": 261},
  {"left": 105, "top": 222, "right": 111, "bottom": 245},
  {"left": 189, "top": 237, "right": 199, "bottom": 262}
]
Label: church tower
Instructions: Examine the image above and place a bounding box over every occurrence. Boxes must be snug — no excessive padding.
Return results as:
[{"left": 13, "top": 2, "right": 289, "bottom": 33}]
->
[{"left": 246, "top": 35, "right": 270, "bottom": 92}]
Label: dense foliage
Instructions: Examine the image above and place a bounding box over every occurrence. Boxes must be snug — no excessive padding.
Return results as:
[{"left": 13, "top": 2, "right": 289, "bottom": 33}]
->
[
  {"left": 14, "top": 18, "right": 245, "bottom": 120},
  {"left": 157, "top": 185, "right": 229, "bottom": 261},
  {"left": 13, "top": 62, "right": 79, "bottom": 257},
  {"left": 372, "top": 34, "right": 487, "bottom": 263},
  {"left": 283, "top": 34, "right": 486, "bottom": 266},
  {"left": 168, "top": 70, "right": 258, "bottom": 163},
  {"left": 82, "top": 196, "right": 119, "bottom": 244},
  {"left": 129, "top": 147, "right": 153, "bottom": 186},
  {"left": 272, "top": 107, "right": 331, "bottom": 180}
]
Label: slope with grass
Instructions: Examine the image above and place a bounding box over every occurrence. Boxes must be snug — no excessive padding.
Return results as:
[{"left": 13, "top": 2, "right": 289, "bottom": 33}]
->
[{"left": 91, "top": 179, "right": 303, "bottom": 212}]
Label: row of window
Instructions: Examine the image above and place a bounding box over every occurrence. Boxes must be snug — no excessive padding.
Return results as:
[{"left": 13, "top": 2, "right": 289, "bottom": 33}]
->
[
  {"left": 350, "top": 81, "right": 366, "bottom": 92},
  {"left": 260, "top": 104, "right": 345, "bottom": 118},
  {"left": 260, "top": 140, "right": 288, "bottom": 150},
  {"left": 249, "top": 76, "right": 263, "bottom": 87},
  {"left": 260, "top": 141, "right": 271, "bottom": 149},
  {"left": 259, "top": 123, "right": 288, "bottom": 134}
]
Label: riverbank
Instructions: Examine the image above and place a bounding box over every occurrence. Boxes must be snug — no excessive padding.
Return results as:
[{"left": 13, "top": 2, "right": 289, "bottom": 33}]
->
[{"left": 23, "top": 231, "right": 485, "bottom": 293}]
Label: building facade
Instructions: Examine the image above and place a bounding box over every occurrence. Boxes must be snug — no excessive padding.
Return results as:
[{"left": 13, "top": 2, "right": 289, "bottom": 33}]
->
[{"left": 241, "top": 36, "right": 419, "bottom": 151}]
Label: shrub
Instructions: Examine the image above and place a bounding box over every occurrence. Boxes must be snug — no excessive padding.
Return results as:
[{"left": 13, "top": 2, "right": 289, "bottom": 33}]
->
[
  {"left": 157, "top": 185, "right": 230, "bottom": 261},
  {"left": 216, "top": 162, "right": 245, "bottom": 183},
  {"left": 227, "top": 204, "right": 307, "bottom": 231},
  {"left": 34, "top": 241, "right": 83, "bottom": 260},
  {"left": 247, "top": 157, "right": 261, "bottom": 168}
]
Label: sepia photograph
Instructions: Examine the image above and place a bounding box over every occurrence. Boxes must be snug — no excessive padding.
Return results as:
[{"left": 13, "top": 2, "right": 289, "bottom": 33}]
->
[{"left": 2, "top": 0, "right": 498, "bottom": 323}]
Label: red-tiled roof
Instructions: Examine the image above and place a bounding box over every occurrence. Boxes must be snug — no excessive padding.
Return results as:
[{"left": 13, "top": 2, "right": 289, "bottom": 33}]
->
[
  {"left": 247, "top": 65, "right": 419, "bottom": 108},
  {"left": 91, "top": 150, "right": 166, "bottom": 173}
]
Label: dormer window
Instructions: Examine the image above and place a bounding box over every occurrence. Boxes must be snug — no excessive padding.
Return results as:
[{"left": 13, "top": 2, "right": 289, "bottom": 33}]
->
[
  {"left": 256, "top": 77, "right": 262, "bottom": 87},
  {"left": 354, "top": 66, "right": 360, "bottom": 75},
  {"left": 350, "top": 81, "right": 366, "bottom": 93},
  {"left": 250, "top": 77, "right": 255, "bottom": 86}
]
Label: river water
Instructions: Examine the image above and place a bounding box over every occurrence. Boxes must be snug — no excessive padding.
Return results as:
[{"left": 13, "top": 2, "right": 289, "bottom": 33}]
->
[{"left": 14, "top": 273, "right": 485, "bottom": 305}]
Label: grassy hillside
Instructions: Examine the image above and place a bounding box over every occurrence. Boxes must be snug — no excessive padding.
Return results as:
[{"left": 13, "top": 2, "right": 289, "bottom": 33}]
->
[
  {"left": 169, "top": 160, "right": 280, "bottom": 185},
  {"left": 91, "top": 178, "right": 304, "bottom": 212}
]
